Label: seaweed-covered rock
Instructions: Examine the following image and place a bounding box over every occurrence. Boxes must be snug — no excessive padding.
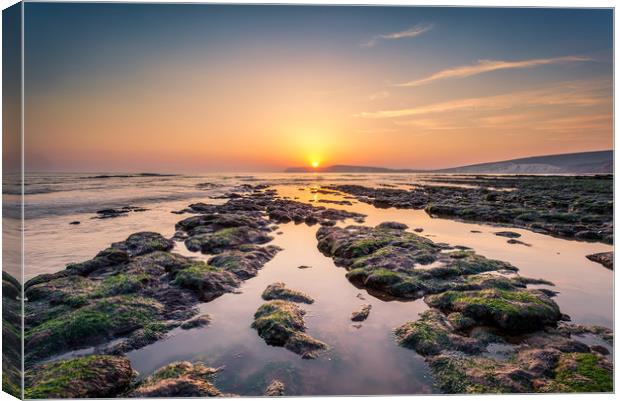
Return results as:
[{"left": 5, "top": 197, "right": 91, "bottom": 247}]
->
[
  {"left": 172, "top": 262, "right": 241, "bottom": 301},
  {"left": 2, "top": 271, "right": 22, "bottom": 398},
  {"left": 252, "top": 300, "right": 327, "bottom": 359},
  {"left": 111, "top": 232, "right": 174, "bottom": 257},
  {"left": 350, "top": 304, "right": 372, "bottom": 322},
  {"left": 185, "top": 226, "right": 273, "bottom": 254},
  {"left": 316, "top": 224, "right": 516, "bottom": 300},
  {"left": 26, "top": 296, "right": 165, "bottom": 361},
  {"left": 25, "top": 355, "right": 134, "bottom": 399},
  {"left": 542, "top": 352, "right": 613, "bottom": 392},
  {"left": 425, "top": 288, "right": 561, "bottom": 332},
  {"left": 586, "top": 252, "right": 613, "bottom": 270},
  {"left": 329, "top": 175, "right": 613, "bottom": 244},
  {"left": 130, "top": 361, "right": 222, "bottom": 397},
  {"left": 208, "top": 245, "right": 281, "bottom": 279},
  {"left": 394, "top": 310, "right": 484, "bottom": 356},
  {"left": 262, "top": 282, "right": 314, "bottom": 304}
]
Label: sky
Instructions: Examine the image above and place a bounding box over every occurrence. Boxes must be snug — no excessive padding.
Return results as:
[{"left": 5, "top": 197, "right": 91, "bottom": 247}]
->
[{"left": 22, "top": 4, "right": 613, "bottom": 172}]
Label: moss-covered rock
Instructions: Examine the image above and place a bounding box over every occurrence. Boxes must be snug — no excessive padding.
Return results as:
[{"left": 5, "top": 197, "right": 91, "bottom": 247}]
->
[
  {"left": 172, "top": 262, "right": 240, "bottom": 301},
  {"left": 395, "top": 310, "right": 483, "bottom": 356},
  {"left": 317, "top": 224, "right": 516, "bottom": 300},
  {"left": 130, "top": 361, "right": 222, "bottom": 397},
  {"left": 425, "top": 288, "right": 561, "bottom": 332},
  {"left": 26, "top": 296, "right": 164, "bottom": 361},
  {"left": 544, "top": 352, "right": 613, "bottom": 392},
  {"left": 252, "top": 300, "right": 327, "bottom": 359},
  {"left": 208, "top": 245, "right": 281, "bottom": 279},
  {"left": 111, "top": 231, "right": 174, "bottom": 257},
  {"left": 25, "top": 355, "right": 134, "bottom": 398},
  {"left": 262, "top": 282, "right": 314, "bottom": 304},
  {"left": 185, "top": 226, "right": 272, "bottom": 254}
]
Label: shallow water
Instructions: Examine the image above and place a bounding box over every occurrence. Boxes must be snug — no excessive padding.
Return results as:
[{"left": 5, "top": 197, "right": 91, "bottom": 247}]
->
[{"left": 18, "top": 172, "right": 613, "bottom": 395}]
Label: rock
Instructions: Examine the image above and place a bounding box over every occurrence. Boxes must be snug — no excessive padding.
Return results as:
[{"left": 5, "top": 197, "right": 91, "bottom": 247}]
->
[
  {"left": 184, "top": 226, "right": 273, "bottom": 254},
  {"left": 264, "top": 380, "right": 285, "bottom": 396},
  {"left": 180, "top": 314, "right": 211, "bottom": 330},
  {"left": 328, "top": 176, "right": 612, "bottom": 245},
  {"left": 586, "top": 252, "right": 613, "bottom": 270},
  {"left": 69, "top": 221, "right": 80, "bottom": 225},
  {"left": 111, "top": 232, "right": 174, "bottom": 257},
  {"left": 591, "top": 345, "right": 610, "bottom": 355},
  {"left": 507, "top": 239, "right": 531, "bottom": 246},
  {"left": 25, "top": 355, "right": 134, "bottom": 398},
  {"left": 24, "top": 225, "right": 281, "bottom": 364},
  {"left": 297, "top": 265, "right": 312, "bottom": 269},
  {"left": 425, "top": 288, "right": 561, "bottom": 332},
  {"left": 262, "top": 282, "right": 314, "bottom": 304},
  {"left": 316, "top": 224, "right": 516, "bottom": 300},
  {"left": 394, "top": 310, "right": 484, "bottom": 356},
  {"left": 130, "top": 361, "right": 222, "bottom": 397},
  {"left": 414, "top": 228, "right": 424, "bottom": 232},
  {"left": 25, "top": 296, "right": 166, "bottom": 361},
  {"left": 95, "top": 206, "right": 148, "bottom": 219},
  {"left": 495, "top": 231, "right": 521, "bottom": 238},
  {"left": 208, "top": 245, "right": 281, "bottom": 280},
  {"left": 172, "top": 262, "right": 241, "bottom": 301},
  {"left": 542, "top": 352, "right": 612, "bottom": 392},
  {"left": 252, "top": 300, "right": 327, "bottom": 359},
  {"left": 377, "top": 221, "right": 408, "bottom": 230},
  {"left": 350, "top": 304, "right": 372, "bottom": 321}
]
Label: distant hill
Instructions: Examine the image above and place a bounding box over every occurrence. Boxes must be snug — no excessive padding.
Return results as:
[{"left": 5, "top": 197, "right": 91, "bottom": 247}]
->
[
  {"left": 284, "top": 150, "right": 613, "bottom": 174},
  {"left": 437, "top": 150, "right": 613, "bottom": 174}
]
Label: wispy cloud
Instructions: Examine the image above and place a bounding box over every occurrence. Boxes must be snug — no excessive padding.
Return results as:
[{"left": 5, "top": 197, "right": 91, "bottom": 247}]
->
[
  {"left": 397, "top": 56, "right": 592, "bottom": 87},
  {"left": 356, "top": 79, "right": 608, "bottom": 119},
  {"left": 362, "top": 23, "right": 433, "bottom": 48},
  {"left": 367, "top": 91, "right": 390, "bottom": 101}
]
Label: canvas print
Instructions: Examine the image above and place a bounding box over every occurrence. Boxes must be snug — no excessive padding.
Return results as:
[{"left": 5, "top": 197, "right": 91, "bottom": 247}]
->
[{"left": 1, "top": 2, "right": 614, "bottom": 399}]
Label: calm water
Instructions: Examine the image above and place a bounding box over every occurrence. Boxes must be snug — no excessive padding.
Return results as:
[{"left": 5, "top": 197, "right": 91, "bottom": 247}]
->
[{"left": 15, "top": 173, "right": 613, "bottom": 395}]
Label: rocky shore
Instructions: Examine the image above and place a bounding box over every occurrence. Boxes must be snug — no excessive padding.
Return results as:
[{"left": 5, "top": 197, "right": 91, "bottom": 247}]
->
[
  {"left": 20, "top": 185, "right": 364, "bottom": 397},
  {"left": 10, "top": 179, "right": 613, "bottom": 397},
  {"left": 315, "top": 221, "right": 612, "bottom": 393},
  {"left": 328, "top": 175, "right": 613, "bottom": 244}
]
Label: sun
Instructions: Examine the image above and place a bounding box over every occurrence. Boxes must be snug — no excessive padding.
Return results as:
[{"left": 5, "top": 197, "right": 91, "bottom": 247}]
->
[{"left": 311, "top": 160, "right": 320, "bottom": 168}]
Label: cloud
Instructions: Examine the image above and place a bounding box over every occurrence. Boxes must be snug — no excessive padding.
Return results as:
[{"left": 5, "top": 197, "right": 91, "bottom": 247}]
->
[
  {"left": 367, "top": 91, "right": 390, "bottom": 101},
  {"left": 362, "top": 23, "right": 433, "bottom": 48},
  {"left": 356, "top": 79, "right": 609, "bottom": 119},
  {"left": 397, "top": 56, "right": 592, "bottom": 87}
]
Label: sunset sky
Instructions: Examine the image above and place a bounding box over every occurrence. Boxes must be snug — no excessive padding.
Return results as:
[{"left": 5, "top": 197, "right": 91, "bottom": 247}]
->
[{"left": 24, "top": 4, "right": 612, "bottom": 172}]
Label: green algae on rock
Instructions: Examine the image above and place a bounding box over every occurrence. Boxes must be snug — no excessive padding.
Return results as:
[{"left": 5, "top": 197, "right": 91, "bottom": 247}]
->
[
  {"left": 2, "top": 271, "right": 22, "bottom": 398},
  {"left": 262, "top": 282, "right": 314, "bottom": 304},
  {"left": 316, "top": 223, "right": 516, "bottom": 300},
  {"left": 172, "top": 262, "right": 241, "bottom": 301},
  {"left": 130, "top": 361, "right": 223, "bottom": 397},
  {"left": 252, "top": 300, "right": 327, "bottom": 359},
  {"left": 425, "top": 288, "right": 561, "bottom": 332},
  {"left": 25, "top": 355, "right": 134, "bottom": 399}
]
